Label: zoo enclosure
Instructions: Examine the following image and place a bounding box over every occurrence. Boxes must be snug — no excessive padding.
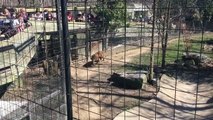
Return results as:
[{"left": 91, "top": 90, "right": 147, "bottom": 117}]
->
[{"left": 0, "top": 0, "right": 213, "bottom": 120}]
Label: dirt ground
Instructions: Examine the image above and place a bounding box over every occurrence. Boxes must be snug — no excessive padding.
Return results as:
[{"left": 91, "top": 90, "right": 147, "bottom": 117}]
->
[
  {"left": 1, "top": 37, "right": 158, "bottom": 120},
  {"left": 70, "top": 36, "right": 184, "bottom": 120},
  {"left": 70, "top": 46, "right": 157, "bottom": 120},
  {"left": 70, "top": 35, "right": 213, "bottom": 119},
  {"left": 2, "top": 33, "right": 212, "bottom": 119},
  {"left": 114, "top": 69, "right": 213, "bottom": 120}
]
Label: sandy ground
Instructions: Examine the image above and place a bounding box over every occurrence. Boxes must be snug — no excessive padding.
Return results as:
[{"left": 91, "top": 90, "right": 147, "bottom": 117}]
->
[
  {"left": 2, "top": 33, "right": 212, "bottom": 120},
  {"left": 114, "top": 70, "right": 213, "bottom": 120},
  {"left": 70, "top": 37, "right": 183, "bottom": 120},
  {"left": 70, "top": 46, "right": 157, "bottom": 120}
]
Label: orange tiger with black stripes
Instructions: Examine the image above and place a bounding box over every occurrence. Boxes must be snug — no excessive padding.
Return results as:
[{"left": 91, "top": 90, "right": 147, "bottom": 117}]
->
[{"left": 91, "top": 51, "right": 105, "bottom": 65}]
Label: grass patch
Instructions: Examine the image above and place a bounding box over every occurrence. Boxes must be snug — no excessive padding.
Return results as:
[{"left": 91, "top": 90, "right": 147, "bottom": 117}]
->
[{"left": 117, "top": 32, "right": 213, "bottom": 72}]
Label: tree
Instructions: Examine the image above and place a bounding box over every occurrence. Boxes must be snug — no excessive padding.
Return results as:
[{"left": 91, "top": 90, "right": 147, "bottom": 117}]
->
[
  {"left": 93, "top": 0, "right": 127, "bottom": 50},
  {"left": 195, "top": 0, "right": 213, "bottom": 29},
  {"left": 156, "top": 0, "right": 171, "bottom": 69},
  {"left": 156, "top": 0, "right": 213, "bottom": 68},
  {"left": 170, "top": 0, "right": 213, "bottom": 30},
  {"left": 149, "top": 0, "right": 157, "bottom": 82}
]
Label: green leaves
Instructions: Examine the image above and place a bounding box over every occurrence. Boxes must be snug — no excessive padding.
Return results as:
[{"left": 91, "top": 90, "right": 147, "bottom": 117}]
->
[
  {"left": 157, "top": 0, "right": 213, "bottom": 28},
  {"left": 93, "top": 0, "right": 127, "bottom": 31}
]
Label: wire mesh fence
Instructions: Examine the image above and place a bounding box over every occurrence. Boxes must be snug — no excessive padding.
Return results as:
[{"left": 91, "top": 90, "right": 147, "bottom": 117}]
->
[{"left": 0, "top": 0, "right": 213, "bottom": 120}]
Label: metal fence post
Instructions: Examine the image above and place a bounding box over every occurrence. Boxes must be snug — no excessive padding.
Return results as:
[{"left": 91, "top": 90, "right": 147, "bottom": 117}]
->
[{"left": 60, "top": 0, "right": 73, "bottom": 119}]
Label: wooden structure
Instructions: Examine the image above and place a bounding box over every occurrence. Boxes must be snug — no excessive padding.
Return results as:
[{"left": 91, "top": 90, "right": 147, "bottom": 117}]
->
[
  {"left": 0, "top": 90, "right": 65, "bottom": 120},
  {"left": 0, "top": 20, "right": 89, "bottom": 119},
  {"left": 0, "top": 21, "right": 87, "bottom": 86},
  {"left": 41, "top": 27, "right": 103, "bottom": 61},
  {"left": 0, "top": 25, "right": 38, "bottom": 85},
  {"left": 69, "top": 28, "right": 103, "bottom": 61}
]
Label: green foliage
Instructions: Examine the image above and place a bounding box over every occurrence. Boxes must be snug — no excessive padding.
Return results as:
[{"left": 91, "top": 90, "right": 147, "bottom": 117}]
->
[
  {"left": 157, "top": 0, "right": 213, "bottom": 24},
  {"left": 93, "top": 0, "right": 127, "bottom": 31},
  {"left": 196, "top": 0, "right": 213, "bottom": 21}
]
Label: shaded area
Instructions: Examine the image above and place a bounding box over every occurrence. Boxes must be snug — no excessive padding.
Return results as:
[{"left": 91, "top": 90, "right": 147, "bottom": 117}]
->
[
  {"left": 83, "top": 61, "right": 94, "bottom": 68},
  {"left": 164, "top": 63, "right": 213, "bottom": 84},
  {"left": 207, "top": 97, "right": 213, "bottom": 104},
  {"left": 0, "top": 82, "right": 13, "bottom": 98},
  {"left": 109, "top": 36, "right": 153, "bottom": 47},
  {"left": 124, "top": 61, "right": 213, "bottom": 85},
  {"left": 191, "top": 38, "right": 213, "bottom": 44},
  {"left": 205, "top": 39, "right": 213, "bottom": 45}
]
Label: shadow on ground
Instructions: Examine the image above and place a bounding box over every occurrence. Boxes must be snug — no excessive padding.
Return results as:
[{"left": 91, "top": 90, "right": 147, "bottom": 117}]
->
[
  {"left": 165, "top": 63, "right": 213, "bottom": 84},
  {"left": 83, "top": 61, "right": 94, "bottom": 68}
]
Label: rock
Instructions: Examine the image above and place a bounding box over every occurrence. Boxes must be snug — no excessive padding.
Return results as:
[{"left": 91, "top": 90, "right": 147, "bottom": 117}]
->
[
  {"left": 184, "top": 59, "right": 196, "bottom": 67},
  {"left": 107, "top": 72, "right": 147, "bottom": 89},
  {"left": 207, "top": 97, "right": 213, "bottom": 104},
  {"left": 125, "top": 71, "right": 148, "bottom": 89},
  {"left": 148, "top": 78, "right": 160, "bottom": 89},
  {"left": 182, "top": 53, "right": 211, "bottom": 65}
]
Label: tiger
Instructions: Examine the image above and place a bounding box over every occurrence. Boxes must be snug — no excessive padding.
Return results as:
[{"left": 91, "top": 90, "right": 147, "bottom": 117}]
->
[{"left": 91, "top": 51, "right": 105, "bottom": 65}]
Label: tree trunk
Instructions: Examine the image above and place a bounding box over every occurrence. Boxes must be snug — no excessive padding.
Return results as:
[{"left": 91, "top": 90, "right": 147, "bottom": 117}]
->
[
  {"left": 162, "top": 32, "right": 168, "bottom": 68},
  {"left": 102, "top": 29, "right": 109, "bottom": 51},
  {"left": 161, "top": 18, "right": 166, "bottom": 68},
  {"left": 161, "top": 1, "right": 170, "bottom": 69},
  {"left": 149, "top": 0, "right": 156, "bottom": 82}
]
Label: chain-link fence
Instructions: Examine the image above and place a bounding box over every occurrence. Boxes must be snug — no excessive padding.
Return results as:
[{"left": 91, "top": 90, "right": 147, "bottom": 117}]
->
[{"left": 0, "top": 0, "right": 213, "bottom": 120}]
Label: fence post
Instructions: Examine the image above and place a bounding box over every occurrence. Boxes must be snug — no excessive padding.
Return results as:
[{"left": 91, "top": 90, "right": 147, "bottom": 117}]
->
[
  {"left": 85, "top": 0, "right": 89, "bottom": 62},
  {"left": 60, "top": 0, "right": 73, "bottom": 119}
]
